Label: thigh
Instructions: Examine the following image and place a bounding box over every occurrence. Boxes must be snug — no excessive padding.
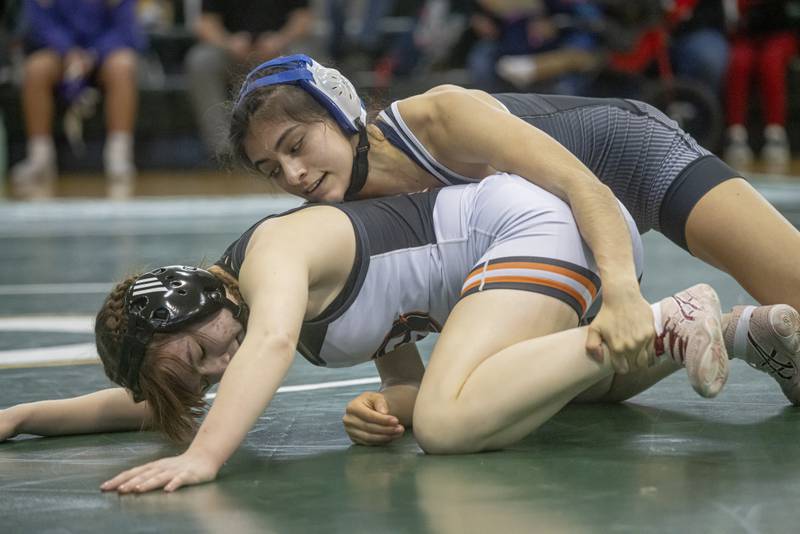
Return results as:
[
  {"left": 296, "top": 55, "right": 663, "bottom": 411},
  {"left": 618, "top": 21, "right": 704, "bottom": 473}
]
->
[
  {"left": 685, "top": 178, "right": 800, "bottom": 306},
  {"left": 417, "top": 289, "right": 578, "bottom": 406}
]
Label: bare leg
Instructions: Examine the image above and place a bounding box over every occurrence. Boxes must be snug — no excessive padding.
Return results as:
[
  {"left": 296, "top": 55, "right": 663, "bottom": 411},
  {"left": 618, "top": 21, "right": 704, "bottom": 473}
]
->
[
  {"left": 413, "top": 286, "right": 725, "bottom": 454},
  {"left": 413, "top": 290, "right": 613, "bottom": 454},
  {"left": 98, "top": 49, "right": 138, "bottom": 197},
  {"left": 21, "top": 50, "right": 62, "bottom": 136},
  {"left": 98, "top": 49, "right": 138, "bottom": 133},
  {"left": 685, "top": 178, "right": 800, "bottom": 310}
]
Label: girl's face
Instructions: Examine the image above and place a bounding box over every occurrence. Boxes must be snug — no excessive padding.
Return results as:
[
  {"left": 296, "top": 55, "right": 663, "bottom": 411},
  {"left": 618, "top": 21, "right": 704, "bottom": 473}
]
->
[
  {"left": 159, "top": 308, "right": 244, "bottom": 389},
  {"left": 243, "top": 117, "right": 354, "bottom": 202}
]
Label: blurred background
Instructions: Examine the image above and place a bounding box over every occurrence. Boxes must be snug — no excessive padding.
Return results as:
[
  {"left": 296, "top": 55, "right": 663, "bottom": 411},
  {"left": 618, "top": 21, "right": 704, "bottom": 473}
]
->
[{"left": 0, "top": 0, "right": 798, "bottom": 200}]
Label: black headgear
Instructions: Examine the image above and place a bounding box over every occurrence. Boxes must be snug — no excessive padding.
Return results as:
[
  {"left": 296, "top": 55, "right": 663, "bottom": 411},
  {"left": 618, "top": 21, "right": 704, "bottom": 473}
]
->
[{"left": 116, "top": 266, "right": 243, "bottom": 401}]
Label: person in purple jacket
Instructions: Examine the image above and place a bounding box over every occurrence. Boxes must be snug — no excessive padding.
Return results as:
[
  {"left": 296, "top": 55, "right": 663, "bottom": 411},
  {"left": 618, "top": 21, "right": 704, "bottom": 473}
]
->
[{"left": 11, "top": 0, "right": 144, "bottom": 199}]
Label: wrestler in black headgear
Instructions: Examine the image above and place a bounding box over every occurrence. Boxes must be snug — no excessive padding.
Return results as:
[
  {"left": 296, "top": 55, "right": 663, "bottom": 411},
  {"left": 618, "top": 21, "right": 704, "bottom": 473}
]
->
[{"left": 115, "top": 266, "right": 244, "bottom": 401}]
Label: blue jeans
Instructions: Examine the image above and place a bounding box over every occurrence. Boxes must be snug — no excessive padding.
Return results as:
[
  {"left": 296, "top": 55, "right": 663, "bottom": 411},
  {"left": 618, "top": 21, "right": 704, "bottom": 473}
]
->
[{"left": 670, "top": 29, "right": 730, "bottom": 94}]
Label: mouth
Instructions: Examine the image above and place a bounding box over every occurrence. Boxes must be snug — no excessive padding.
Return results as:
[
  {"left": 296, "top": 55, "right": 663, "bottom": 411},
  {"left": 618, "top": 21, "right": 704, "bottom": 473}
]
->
[{"left": 305, "top": 173, "right": 327, "bottom": 195}]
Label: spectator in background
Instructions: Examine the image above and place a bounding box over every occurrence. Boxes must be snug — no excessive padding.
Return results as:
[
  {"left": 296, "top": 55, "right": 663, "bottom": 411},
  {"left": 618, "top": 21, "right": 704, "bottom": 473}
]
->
[
  {"left": 469, "top": 0, "right": 602, "bottom": 94},
  {"left": 11, "top": 0, "right": 144, "bottom": 199},
  {"left": 326, "top": 0, "right": 397, "bottom": 64},
  {"left": 669, "top": 0, "right": 730, "bottom": 95},
  {"left": 185, "top": 0, "right": 313, "bottom": 159},
  {"left": 724, "top": 0, "right": 799, "bottom": 172}
]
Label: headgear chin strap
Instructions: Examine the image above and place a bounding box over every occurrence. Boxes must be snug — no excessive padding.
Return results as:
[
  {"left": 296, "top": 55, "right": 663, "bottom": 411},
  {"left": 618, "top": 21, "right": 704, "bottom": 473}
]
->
[
  {"left": 345, "top": 122, "right": 370, "bottom": 200},
  {"left": 236, "top": 54, "right": 367, "bottom": 136},
  {"left": 117, "top": 266, "right": 244, "bottom": 401}
]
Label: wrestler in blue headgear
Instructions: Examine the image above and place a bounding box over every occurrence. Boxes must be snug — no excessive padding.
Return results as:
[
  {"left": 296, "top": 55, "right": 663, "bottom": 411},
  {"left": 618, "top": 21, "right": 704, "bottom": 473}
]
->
[{"left": 234, "top": 54, "right": 370, "bottom": 199}]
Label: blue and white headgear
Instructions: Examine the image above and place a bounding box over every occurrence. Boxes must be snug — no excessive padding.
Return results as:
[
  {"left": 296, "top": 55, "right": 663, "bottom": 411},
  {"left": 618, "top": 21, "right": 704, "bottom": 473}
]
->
[{"left": 235, "top": 55, "right": 371, "bottom": 199}]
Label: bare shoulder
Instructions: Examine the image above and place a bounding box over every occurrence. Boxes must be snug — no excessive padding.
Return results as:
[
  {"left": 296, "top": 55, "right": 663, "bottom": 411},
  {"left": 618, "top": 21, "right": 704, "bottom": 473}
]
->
[
  {"left": 396, "top": 85, "right": 506, "bottom": 131},
  {"left": 247, "top": 205, "right": 352, "bottom": 256}
]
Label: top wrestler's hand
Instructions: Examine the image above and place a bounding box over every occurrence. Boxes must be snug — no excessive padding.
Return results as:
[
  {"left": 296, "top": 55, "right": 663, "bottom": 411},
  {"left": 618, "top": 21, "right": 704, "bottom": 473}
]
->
[
  {"left": 586, "top": 285, "right": 655, "bottom": 374},
  {"left": 343, "top": 392, "right": 405, "bottom": 446},
  {"left": 100, "top": 449, "right": 220, "bottom": 494}
]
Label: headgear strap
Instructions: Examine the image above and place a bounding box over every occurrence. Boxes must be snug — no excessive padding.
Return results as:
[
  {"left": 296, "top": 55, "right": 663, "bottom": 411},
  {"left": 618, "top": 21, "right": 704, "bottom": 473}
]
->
[{"left": 344, "top": 121, "right": 370, "bottom": 200}]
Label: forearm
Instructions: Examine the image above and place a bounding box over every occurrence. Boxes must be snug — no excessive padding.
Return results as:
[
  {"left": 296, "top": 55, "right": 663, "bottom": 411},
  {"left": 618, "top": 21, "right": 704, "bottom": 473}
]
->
[
  {"left": 195, "top": 15, "right": 230, "bottom": 48},
  {"left": 186, "top": 336, "right": 295, "bottom": 468},
  {"left": 263, "top": 9, "right": 313, "bottom": 51},
  {"left": 11, "top": 388, "right": 151, "bottom": 437},
  {"left": 565, "top": 180, "right": 639, "bottom": 287},
  {"left": 380, "top": 382, "right": 420, "bottom": 427}
]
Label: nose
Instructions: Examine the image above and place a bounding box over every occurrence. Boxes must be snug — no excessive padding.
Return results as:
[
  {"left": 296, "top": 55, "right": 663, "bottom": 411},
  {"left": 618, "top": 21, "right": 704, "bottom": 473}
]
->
[
  {"left": 200, "top": 353, "right": 231, "bottom": 384},
  {"left": 282, "top": 158, "right": 307, "bottom": 187}
]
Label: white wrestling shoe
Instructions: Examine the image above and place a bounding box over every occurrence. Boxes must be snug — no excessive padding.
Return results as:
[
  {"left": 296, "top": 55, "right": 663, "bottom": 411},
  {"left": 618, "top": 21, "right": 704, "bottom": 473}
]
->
[
  {"left": 725, "top": 305, "right": 800, "bottom": 405},
  {"left": 654, "top": 284, "right": 729, "bottom": 398}
]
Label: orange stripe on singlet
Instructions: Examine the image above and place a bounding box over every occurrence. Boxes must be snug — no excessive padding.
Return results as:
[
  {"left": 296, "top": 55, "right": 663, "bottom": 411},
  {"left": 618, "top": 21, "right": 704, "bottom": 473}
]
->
[
  {"left": 461, "top": 275, "right": 588, "bottom": 313},
  {"left": 464, "top": 261, "right": 598, "bottom": 298}
]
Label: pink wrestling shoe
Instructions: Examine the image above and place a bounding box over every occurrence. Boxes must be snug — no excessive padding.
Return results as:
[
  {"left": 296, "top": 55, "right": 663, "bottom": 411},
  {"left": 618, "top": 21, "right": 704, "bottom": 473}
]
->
[
  {"left": 725, "top": 304, "right": 800, "bottom": 405},
  {"left": 654, "top": 284, "right": 729, "bottom": 398}
]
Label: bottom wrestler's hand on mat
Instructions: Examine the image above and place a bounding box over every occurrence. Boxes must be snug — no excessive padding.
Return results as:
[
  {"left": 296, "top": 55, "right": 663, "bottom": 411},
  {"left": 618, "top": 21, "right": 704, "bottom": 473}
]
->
[
  {"left": 343, "top": 392, "right": 405, "bottom": 446},
  {"left": 586, "top": 289, "right": 655, "bottom": 374},
  {"left": 100, "top": 449, "right": 220, "bottom": 494},
  {"left": 0, "top": 407, "right": 21, "bottom": 442}
]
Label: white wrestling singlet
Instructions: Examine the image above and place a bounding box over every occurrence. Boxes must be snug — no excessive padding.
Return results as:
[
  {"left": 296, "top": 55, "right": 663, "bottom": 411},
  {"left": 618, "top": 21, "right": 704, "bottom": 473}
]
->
[{"left": 219, "top": 174, "right": 643, "bottom": 368}]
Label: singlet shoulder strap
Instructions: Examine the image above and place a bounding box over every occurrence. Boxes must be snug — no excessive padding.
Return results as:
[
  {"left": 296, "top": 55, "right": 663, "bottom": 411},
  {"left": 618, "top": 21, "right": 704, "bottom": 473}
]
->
[{"left": 377, "top": 101, "right": 479, "bottom": 186}]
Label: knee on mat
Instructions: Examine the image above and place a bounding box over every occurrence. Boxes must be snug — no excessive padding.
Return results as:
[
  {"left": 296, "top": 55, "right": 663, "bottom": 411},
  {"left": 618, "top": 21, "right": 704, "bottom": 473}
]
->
[{"left": 413, "top": 406, "right": 482, "bottom": 455}]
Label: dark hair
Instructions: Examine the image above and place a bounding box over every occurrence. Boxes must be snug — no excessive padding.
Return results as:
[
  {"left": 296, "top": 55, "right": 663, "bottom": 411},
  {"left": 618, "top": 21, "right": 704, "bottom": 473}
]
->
[
  {"left": 95, "top": 265, "right": 245, "bottom": 443},
  {"left": 226, "top": 64, "right": 386, "bottom": 175},
  {"left": 227, "top": 66, "right": 333, "bottom": 174}
]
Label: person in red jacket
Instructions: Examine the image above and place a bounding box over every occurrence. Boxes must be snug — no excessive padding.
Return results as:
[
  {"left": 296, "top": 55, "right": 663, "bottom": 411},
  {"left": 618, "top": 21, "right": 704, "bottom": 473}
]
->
[{"left": 724, "top": 0, "right": 799, "bottom": 172}]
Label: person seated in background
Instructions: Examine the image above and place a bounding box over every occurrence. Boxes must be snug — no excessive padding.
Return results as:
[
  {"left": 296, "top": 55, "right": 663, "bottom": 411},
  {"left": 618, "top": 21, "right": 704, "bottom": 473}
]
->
[
  {"left": 11, "top": 0, "right": 144, "bottom": 199},
  {"left": 185, "top": 0, "right": 313, "bottom": 160},
  {"left": 724, "top": 0, "right": 799, "bottom": 172},
  {"left": 668, "top": 0, "right": 730, "bottom": 96},
  {"left": 469, "top": 0, "right": 603, "bottom": 95}
]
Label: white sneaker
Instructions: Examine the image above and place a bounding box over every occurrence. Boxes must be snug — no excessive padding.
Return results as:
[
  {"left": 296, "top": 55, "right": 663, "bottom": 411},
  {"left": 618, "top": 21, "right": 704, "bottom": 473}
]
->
[
  {"left": 761, "top": 124, "right": 790, "bottom": 173},
  {"left": 105, "top": 162, "right": 136, "bottom": 200},
  {"left": 726, "top": 304, "right": 800, "bottom": 405},
  {"left": 655, "top": 284, "right": 729, "bottom": 398},
  {"left": 10, "top": 156, "right": 56, "bottom": 199},
  {"left": 104, "top": 134, "right": 136, "bottom": 200},
  {"left": 723, "top": 125, "right": 754, "bottom": 169}
]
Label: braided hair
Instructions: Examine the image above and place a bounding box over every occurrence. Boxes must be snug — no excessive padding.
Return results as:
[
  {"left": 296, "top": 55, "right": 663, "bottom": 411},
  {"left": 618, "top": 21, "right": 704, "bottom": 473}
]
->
[{"left": 94, "top": 266, "right": 245, "bottom": 443}]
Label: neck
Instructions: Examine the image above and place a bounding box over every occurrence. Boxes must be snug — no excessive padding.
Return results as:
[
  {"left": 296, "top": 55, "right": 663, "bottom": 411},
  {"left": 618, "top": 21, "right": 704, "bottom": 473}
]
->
[{"left": 355, "top": 128, "right": 439, "bottom": 198}]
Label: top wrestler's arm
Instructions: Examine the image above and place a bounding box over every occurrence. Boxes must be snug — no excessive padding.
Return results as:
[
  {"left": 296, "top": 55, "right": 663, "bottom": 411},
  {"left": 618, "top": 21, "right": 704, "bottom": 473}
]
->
[
  {"left": 0, "top": 388, "right": 153, "bottom": 441},
  {"left": 403, "top": 89, "right": 641, "bottom": 302},
  {"left": 376, "top": 343, "right": 426, "bottom": 427}
]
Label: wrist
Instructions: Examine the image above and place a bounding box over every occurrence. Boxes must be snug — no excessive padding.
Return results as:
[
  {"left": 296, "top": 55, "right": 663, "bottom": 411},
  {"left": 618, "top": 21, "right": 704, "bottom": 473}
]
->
[
  {"left": 599, "top": 272, "right": 641, "bottom": 296},
  {"left": 6, "top": 403, "right": 31, "bottom": 435},
  {"left": 186, "top": 442, "right": 227, "bottom": 471}
]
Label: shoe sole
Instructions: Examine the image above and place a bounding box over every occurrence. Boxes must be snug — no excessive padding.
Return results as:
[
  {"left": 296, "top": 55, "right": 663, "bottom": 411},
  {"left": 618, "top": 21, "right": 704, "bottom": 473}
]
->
[
  {"left": 682, "top": 284, "right": 729, "bottom": 398},
  {"left": 769, "top": 305, "right": 800, "bottom": 405}
]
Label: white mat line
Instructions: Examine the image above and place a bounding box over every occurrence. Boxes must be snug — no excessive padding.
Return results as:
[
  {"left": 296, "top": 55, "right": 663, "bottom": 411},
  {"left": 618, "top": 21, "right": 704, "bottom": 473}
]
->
[
  {"left": 0, "top": 284, "right": 110, "bottom": 296},
  {"left": 0, "top": 316, "right": 94, "bottom": 333},
  {"left": 0, "top": 343, "right": 98, "bottom": 366},
  {"left": 205, "top": 377, "right": 381, "bottom": 399}
]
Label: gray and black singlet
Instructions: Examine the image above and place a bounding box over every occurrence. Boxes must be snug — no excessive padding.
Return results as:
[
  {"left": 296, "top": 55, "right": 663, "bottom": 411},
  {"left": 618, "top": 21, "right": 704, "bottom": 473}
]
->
[{"left": 376, "top": 93, "right": 740, "bottom": 251}]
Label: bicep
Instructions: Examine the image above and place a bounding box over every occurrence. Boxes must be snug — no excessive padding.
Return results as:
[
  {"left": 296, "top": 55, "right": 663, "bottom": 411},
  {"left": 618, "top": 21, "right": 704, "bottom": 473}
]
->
[{"left": 419, "top": 91, "right": 598, "bottom": 199}]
